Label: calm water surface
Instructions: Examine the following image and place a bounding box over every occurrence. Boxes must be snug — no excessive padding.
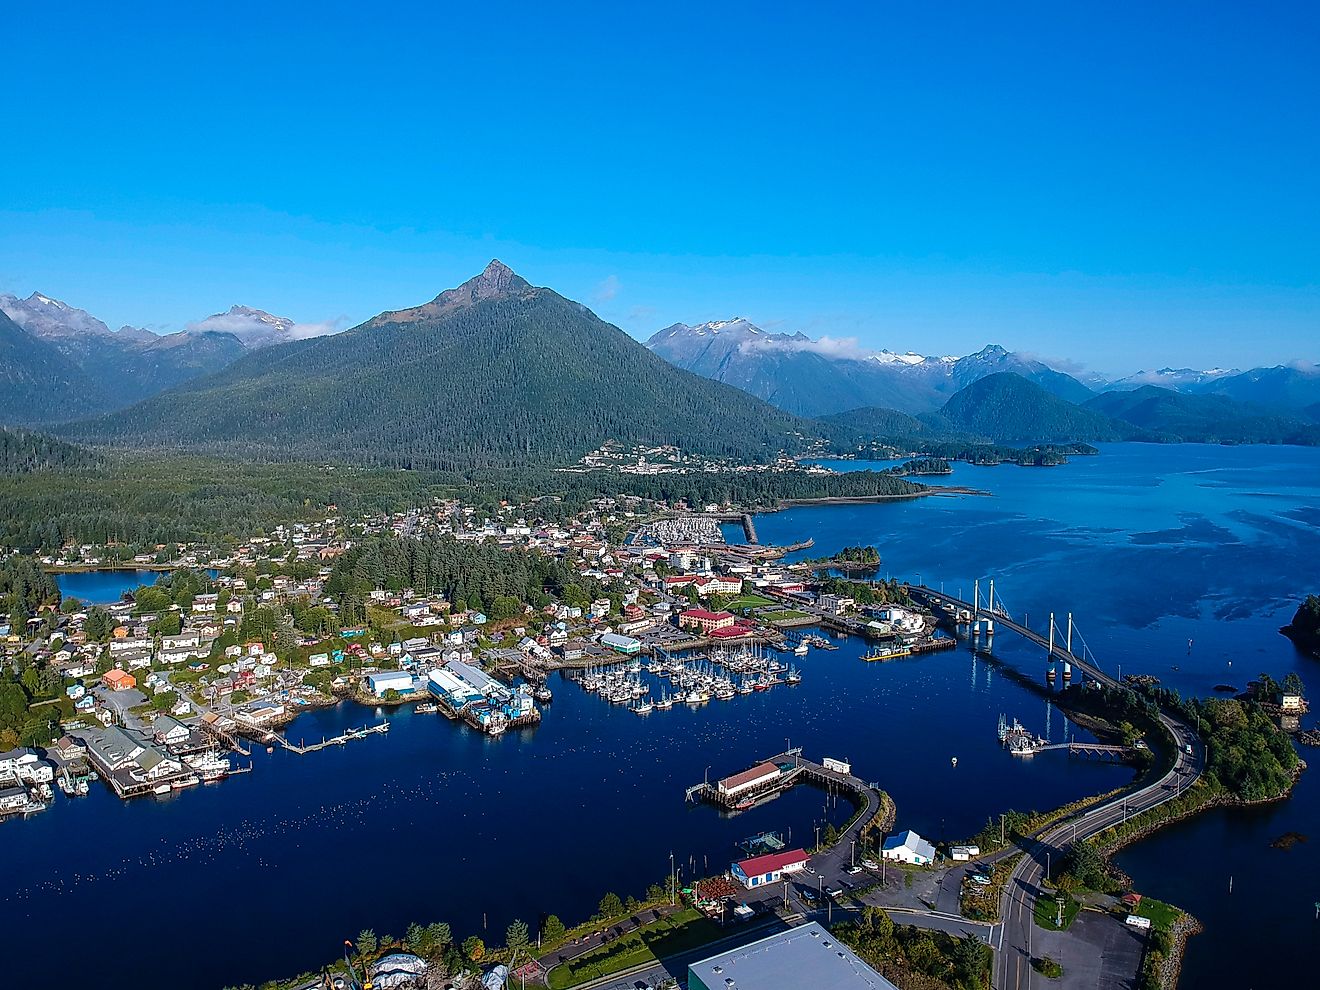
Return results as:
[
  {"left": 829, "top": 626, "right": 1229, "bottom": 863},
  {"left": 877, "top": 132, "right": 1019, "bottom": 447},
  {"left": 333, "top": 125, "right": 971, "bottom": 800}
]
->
[{"left": 9, "top": 444, "right": 1318, "bottom": 989}]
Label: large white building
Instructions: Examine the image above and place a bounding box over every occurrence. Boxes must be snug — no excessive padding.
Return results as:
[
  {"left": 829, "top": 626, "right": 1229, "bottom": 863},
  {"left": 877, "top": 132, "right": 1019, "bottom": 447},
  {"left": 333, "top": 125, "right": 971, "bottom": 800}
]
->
[{"left": 688, "top": 922, "right": 899, "bottom": 990}]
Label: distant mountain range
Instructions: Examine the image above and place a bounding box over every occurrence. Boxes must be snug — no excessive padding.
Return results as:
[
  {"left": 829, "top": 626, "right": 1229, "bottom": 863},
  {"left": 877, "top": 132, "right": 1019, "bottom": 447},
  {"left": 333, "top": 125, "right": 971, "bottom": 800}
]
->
[
  {"left": 1, "top": 272, "right": 1316, "bottom": 462},
  {"left": 645, "top": 318, "right": 1320, "bottom": 423},
  {"left": 646, "top": 319, "right": 1092, "bottom": 415},
  {"left": 0, "top": 292, "right": 337, "bottom": 423}
]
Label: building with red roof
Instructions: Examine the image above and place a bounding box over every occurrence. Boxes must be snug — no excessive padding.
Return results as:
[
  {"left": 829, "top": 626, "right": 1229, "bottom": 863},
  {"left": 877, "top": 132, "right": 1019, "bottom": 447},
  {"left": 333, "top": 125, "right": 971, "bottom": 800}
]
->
[
  {"left": 731, "top": 848, "right": 810, "bottom": 889},
  {"left": 678, "top": 609, "right": 735, "bottom": 634}
]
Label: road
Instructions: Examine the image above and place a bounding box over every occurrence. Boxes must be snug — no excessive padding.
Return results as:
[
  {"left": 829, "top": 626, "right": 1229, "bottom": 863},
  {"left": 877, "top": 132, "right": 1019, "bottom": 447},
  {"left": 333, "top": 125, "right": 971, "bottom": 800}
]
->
[{"left": 903, "top": 588, "right": 1205, "bottom": 990}]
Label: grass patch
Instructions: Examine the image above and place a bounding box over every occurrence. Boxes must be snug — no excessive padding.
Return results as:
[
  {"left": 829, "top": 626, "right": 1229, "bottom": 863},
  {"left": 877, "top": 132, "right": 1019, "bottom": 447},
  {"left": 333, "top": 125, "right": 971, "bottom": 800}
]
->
[
  {"left": 1034, "top": 892, "right": 1080, "bottom": 931},
  {"left": 763, "top": 609, "right": 812, "bottom": 621},
  {"left": 726, "top": 594, "right": 775, "bottom": 610},
  {"left": 1133, "top": 896, "right": 1180, "bottom": 932},
  {"left": 546, "top": 909, "right": 720, "bottom": 989}
]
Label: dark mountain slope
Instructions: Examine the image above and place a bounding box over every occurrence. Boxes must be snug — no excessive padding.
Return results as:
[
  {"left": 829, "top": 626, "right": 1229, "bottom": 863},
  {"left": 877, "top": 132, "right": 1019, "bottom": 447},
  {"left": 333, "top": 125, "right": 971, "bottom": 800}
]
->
[
  {"left": 0, "top": 310, "right": 109, "bottom": 426},
  {"left": 939, "top": 373, "right": 1125, "bottom": 442},
  {"left": 64, "top": 262, "right": 817, "bottom": 468},
  {"left": 1085, "top": 386, "right": 1320, "bottom": 444}
]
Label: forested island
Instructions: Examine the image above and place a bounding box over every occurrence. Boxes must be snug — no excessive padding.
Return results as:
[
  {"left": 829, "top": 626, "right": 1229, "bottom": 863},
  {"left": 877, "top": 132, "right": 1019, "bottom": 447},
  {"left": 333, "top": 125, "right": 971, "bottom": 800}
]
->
[{"left": 1283, "top": 595, "right": 1320, "bottom": 658}]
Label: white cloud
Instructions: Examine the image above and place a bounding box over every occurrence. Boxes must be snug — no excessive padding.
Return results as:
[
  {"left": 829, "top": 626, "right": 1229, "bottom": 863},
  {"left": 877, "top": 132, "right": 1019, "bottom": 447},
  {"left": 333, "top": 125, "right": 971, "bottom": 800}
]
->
[
  {"left": 593, "top": 274, "right": 621, "bottom": 303},
  {"left": 740, "top": 333, "right": 877, "bottom": 362}
]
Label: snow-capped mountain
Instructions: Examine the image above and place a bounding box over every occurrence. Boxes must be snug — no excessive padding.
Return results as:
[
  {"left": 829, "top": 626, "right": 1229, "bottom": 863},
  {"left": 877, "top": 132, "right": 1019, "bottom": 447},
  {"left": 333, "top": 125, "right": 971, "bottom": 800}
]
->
[
  {"left": 0, "top": 291, "right": 153, "bottom": 342},
  {"left": 1108, "top": 367, "right": 1240, "bottom": 391},
  {"left": 646, "top": 320, "right": 1094, "bottom": 416},
  {"left": 186, "top": 305, "right": 300, "bottom": 348}
]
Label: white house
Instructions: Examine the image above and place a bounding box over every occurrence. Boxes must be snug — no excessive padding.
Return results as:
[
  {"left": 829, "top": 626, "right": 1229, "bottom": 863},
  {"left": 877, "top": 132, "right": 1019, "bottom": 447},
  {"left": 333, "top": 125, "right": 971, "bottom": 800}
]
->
[
  {"left": 365, "top": 670, "right": 415, "bottom": 697},
  {"left": 882, "top": 830, "right": 936, "bottom": 866}
]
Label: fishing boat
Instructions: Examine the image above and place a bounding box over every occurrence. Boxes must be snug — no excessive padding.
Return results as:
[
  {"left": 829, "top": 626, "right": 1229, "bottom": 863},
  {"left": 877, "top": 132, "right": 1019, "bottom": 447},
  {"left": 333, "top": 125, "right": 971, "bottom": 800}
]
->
[
  {"left": 415, "top": 701, "right": 440, "bottom": 714},
  {"left": 794, "top": 642, "right": 809, "bottom": 657},
  {"left": 533, "top": 684, "right": 553, "bottom": 703},
  {"left": 655, "top": 692, "right": 673, "bottom": 710},
  {"left": 171, "top": 775, "right": 200, "bottom": 790},
  {"left": 152, "top": 783, "right": 172, "bottom": 796},
  {"left": 786, "top": 666, "right": 802, "bottom": 685},
  {"left": 633, "top": 699, "right": 654, "bottom": 715}
]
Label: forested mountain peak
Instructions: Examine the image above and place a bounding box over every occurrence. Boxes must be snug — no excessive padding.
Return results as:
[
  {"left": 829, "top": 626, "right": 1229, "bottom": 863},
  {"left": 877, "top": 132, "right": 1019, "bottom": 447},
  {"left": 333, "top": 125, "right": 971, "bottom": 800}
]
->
[{"left": 364, "top": 259, "right": 536, "bottom": 328}]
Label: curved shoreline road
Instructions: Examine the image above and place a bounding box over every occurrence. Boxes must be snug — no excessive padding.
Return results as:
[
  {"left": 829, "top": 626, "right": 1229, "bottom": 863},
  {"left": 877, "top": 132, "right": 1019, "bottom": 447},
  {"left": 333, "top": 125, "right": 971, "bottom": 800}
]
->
[
  {"left": 996, "top": 708, "right": 1201, "bottom": 990},
  {"left": 904, "top": 586, "right": 1204, "bottom": 990}
]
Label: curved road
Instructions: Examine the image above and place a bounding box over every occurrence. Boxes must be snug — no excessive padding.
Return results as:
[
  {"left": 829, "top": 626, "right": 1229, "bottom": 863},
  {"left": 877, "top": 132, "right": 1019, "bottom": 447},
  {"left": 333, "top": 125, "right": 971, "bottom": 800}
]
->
[{"left": 905, "top": 586, "right": 1204, "bottom": 989}]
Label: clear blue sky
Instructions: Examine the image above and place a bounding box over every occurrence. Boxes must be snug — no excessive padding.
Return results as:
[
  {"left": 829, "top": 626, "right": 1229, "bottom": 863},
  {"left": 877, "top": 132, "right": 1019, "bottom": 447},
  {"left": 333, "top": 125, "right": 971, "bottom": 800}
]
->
[{"left": 3, "top": 0, "right": 1317, "bottom": 375}]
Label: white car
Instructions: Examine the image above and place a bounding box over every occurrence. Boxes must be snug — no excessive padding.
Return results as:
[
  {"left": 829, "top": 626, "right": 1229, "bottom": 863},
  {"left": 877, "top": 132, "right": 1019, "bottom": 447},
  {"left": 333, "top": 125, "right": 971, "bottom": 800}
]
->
[{"left": 862, "top": 859, "right": 879, "bottom": 870}]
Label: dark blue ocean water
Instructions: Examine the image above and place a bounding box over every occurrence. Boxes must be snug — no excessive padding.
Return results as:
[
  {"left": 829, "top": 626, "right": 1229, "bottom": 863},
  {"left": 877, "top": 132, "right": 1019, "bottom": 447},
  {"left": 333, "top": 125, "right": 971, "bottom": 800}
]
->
[{"left": 9, "top": 443, "right": 1318, "bottom": 988}]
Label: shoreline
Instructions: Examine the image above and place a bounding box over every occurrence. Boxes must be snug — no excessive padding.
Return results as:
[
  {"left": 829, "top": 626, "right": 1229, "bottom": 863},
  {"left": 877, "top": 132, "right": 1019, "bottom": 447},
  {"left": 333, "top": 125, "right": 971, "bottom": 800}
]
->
[{"left": 753, "top": 485, "right": 989, "bottom": 514}]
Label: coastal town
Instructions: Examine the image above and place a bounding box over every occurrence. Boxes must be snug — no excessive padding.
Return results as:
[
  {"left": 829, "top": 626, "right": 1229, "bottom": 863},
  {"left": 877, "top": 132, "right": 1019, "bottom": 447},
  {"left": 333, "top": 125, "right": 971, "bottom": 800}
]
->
[
  {"left": 1, "top": 490, "right": 1309, "bottom": 990},
  {"left": 0, "top": 492, "right": 947, "bottom": 821}
]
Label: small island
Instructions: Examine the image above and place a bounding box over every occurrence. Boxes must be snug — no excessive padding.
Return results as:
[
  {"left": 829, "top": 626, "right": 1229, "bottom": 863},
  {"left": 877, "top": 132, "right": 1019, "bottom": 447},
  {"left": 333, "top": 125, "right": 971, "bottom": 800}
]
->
[{"left": 1282, "top": 595, "right": 1320, "bottom": 658}]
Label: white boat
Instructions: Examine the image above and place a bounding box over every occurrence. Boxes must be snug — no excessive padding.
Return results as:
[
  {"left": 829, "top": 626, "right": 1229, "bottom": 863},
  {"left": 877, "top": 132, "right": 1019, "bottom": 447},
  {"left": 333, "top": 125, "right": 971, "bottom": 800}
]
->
[
  {"left": 633, "top": 700, "right": 654, "bottom": 715},
  {"left": 655, "top": 693, "right": 673, "bottom": 710},
  {"left": 152, "top": 783, "right": 172, "bottom": 795},
  {"left": 171, "top": 775, "right": 200, "bottom": 790},
  {"left": 794, "top": 642, "right": 809, "bottom": 656}
]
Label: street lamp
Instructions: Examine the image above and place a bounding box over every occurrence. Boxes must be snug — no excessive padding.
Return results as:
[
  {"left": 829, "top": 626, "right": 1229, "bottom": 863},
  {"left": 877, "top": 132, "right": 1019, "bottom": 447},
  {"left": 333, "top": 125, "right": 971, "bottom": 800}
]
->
[{"left": 670, "top": 851, "right": 676, "bottom": 905}]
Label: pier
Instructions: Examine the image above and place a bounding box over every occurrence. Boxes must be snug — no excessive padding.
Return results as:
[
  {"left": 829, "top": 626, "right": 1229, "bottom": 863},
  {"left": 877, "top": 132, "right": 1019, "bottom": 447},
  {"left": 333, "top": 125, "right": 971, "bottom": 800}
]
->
[
  {"left": 264, "top": 720, "right": 390, "bottom": 754},
  {"left": 686, "top": 749, "right": 889, "bottom": 837},
  {"left": 741, "top": 513, "right": 759, "bottom": 544}
]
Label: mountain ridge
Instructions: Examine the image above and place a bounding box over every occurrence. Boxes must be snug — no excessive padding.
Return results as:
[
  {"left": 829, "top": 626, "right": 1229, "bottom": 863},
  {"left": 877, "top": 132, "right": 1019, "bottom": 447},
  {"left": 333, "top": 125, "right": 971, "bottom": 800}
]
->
[{"left": 62, "top": 262, "right": 817, "bottom": 469}]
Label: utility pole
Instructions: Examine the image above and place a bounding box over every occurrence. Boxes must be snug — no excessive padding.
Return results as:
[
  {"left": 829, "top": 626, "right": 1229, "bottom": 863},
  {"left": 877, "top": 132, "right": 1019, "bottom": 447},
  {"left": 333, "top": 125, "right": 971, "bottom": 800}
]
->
[
  {"left": 851, "top": 839, "right": 856, "bottom": 868},
  {"left": 670, "top": 851, "right": 675, "bottom": 905}
]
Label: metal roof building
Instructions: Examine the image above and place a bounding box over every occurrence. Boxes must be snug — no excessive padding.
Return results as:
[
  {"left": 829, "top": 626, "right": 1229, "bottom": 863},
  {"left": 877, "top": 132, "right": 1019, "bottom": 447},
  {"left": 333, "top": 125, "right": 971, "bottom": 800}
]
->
[{"left": 688, "top": 922, "right": 899, "bottom": 990}]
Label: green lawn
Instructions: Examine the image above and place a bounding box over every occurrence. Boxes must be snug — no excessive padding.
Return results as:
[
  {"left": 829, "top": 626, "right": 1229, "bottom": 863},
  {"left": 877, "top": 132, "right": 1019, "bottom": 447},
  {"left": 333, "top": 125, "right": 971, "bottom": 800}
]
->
[
  {"left": 1133, "top": 896, "right": 1181, "bottom": 932},
  {"left": 1034, "top": 892, "right": 1080, "bottom": 931},
  {"left": 546, "top": 909, "right": 722, "bottom": 989},
  {"left": 764, "top": 609, "right": 811, "bottom": 621},
  {"left": 726, "top": 594, "right": 776, "bottom": 610}
]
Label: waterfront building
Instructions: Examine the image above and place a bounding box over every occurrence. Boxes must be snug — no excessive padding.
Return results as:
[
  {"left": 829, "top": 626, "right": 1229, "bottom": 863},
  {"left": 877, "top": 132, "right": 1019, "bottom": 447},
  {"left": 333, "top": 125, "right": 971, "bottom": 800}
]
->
[
  {"left": 717, "top": 761, "right": 781, "bottom": 799},
  {"left": 600, "top": 632, "right": 642, "bottom": 654},
  {"left": 730, "top": 848, "right": 810, "bottom": 889},
  {"left": 678, "top": 609, "right": 735, "bottom": 634},
  {"left": 882, "top": 829, "right": 936, "bottom": 865},
  {"left": 688, "top": 922, "right": 897, "bottom": 990},
  {"left": 365, "top": 671, "right": 415, "bottom": 697}
]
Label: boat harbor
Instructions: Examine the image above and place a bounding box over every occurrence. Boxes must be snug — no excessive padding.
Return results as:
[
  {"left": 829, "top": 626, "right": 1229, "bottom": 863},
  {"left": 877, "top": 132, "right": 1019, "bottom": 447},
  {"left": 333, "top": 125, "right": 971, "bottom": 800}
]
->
[{"left": 569, "top": 643, "right": 804, "bottom": 713}]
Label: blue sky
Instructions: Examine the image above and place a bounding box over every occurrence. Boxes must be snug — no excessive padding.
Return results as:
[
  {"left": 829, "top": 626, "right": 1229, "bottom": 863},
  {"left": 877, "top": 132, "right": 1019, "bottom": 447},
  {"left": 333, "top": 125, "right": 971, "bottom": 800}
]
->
[{"left": 2, "top": 0, "right": 1316, "bottom": 376}]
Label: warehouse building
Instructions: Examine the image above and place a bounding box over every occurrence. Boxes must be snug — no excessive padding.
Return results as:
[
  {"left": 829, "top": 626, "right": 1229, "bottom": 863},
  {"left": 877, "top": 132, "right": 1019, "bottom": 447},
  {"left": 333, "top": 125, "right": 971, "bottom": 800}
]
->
[{"left": 688, "top": 922, "right": 898, "bottom": 990}]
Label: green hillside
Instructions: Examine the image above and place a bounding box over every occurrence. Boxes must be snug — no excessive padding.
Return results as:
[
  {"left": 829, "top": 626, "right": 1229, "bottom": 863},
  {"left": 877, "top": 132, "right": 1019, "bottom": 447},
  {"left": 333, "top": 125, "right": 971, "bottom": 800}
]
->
[
  {"left": 0, "top": 310, "right": 108, "bottom": 426},
  {"left": 64, "top": 262, "right": 816, "bottom": 468},
  {"left": 1086, "top": 386, "right": 1320, "bottom": 444},
  {"left": 939, "top": 373, "right": 1125, "bottom": 442}
]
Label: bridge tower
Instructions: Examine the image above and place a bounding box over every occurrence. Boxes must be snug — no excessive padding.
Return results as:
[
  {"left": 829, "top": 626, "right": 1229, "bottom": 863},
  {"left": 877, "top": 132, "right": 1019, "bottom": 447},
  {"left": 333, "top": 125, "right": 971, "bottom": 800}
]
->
[
  {"left": 1064, "top": 613, "right": 1074, "bottom": 681},
  {"left": 1046, "top": 611, "right": 1057, "bottom": 682},
  {"left": 983, "top": 579, "right": 995, "bottom": 637}
]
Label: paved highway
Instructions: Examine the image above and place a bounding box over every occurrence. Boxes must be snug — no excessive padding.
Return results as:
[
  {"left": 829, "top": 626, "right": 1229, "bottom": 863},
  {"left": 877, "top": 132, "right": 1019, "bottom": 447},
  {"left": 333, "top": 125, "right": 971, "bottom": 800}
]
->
[{"left": 904, "top": 586, "right": 1203, "bottom": 990}]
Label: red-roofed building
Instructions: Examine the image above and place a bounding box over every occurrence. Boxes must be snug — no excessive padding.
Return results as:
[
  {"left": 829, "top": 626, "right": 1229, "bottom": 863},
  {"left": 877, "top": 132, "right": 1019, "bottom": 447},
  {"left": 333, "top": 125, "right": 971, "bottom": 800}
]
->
[
  {"left": 731, "top": 848, "right": 810, "bottom": 889},
  {"left": 678, "top": 609, "right": 735, "bottom": 634}
]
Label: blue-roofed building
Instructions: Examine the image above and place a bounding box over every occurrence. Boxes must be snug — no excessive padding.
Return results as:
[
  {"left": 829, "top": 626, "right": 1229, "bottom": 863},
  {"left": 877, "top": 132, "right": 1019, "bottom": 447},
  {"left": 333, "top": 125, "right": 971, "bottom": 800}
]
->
[
  {"left": 688, "top": 922, "right": 899, "bottom": 990},
  {"left": 882, "top": 829, "right": 936, "bottom": 865}
]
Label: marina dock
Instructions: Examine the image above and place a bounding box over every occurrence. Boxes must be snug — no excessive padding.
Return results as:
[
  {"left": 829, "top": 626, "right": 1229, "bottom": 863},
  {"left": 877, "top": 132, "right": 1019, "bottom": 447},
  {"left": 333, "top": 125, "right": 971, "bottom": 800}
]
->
[
  {"left": 264, "top": 721, "right": 390, "bottom": 754},
  {"left": 686, "top": 749, "right": 890, "bottom": 837}
]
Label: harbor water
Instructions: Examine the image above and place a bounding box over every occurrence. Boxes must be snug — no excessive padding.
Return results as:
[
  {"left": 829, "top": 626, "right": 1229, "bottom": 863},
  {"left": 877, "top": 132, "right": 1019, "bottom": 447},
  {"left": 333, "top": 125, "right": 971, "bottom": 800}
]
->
[{"left": 6, "top": 443, "right": 1318, "bottom": 989}]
